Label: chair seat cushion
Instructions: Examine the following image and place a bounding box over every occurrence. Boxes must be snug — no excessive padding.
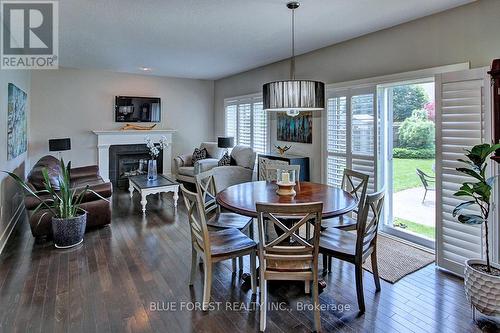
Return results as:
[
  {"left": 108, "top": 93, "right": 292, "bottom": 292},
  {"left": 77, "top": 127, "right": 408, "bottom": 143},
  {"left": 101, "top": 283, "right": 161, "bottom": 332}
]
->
[
  {"left": 322, "top": 215, "right": 357, "bottom": 230},
  {"left": 209, "top": 228, "right": 256, "bottom": 257},
  {"left": 207, "top": 213, "right": 252, "bottom": 230},
  {"left": 320, "top": 228, "right": 357, "bottom": 257},
  {"left": 178, "top": 166, "right": 195, "bottom": 176}
]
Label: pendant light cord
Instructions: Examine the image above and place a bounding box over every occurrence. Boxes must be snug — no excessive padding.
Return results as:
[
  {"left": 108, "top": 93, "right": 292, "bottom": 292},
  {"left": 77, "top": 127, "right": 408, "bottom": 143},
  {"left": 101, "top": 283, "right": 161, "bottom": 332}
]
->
[{"left": 290, "top": 6, "right": 295, "bottom": 80}]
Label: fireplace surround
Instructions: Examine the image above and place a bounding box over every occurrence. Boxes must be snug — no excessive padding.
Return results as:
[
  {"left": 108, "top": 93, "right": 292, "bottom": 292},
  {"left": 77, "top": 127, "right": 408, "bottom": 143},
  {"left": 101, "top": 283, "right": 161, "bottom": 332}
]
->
[
  {"left": 93, "top": 129, "right": 175, "bottom": 182},
  {"left": 109, "top": 144, "right": 163, "bottom": 189}
]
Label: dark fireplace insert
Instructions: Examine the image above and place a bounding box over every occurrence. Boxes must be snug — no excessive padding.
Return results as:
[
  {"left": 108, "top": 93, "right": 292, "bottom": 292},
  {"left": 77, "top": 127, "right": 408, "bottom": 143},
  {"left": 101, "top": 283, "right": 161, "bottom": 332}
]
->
[{"left": 109, "top": 144, "right": 163, "bottom": 189}]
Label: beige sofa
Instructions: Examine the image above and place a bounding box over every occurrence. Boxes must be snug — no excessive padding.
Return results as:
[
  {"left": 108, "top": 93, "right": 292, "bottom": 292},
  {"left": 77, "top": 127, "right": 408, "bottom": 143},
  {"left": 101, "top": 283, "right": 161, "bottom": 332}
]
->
[
  {"left": 174, "top": 142, "right": 225, "bottom": 184},
  {"left": 174, "top": 143, "right": 256, "bottom": 191}
]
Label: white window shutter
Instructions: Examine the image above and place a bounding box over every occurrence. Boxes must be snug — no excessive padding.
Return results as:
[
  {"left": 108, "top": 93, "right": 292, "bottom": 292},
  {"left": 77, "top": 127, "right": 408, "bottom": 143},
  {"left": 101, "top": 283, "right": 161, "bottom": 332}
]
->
[
  {"left": 326, "top": 88, "right": 377, "bottom": 191},
  {"left": 224, "top": 95, "right": 268, "bottom": 154},
  {"left": 435, "top": 67, "right": 492, "bottom": 276}
]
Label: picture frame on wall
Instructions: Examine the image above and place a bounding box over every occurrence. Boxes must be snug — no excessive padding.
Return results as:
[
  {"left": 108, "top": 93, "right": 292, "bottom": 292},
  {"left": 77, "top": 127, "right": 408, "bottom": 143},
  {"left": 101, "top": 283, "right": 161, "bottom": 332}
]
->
[
  {"left": 277, "top": 111, "right": 313, "bottom": 144},
  {"left": 7, "top": 83, "right": 28, "bottom": 160}
]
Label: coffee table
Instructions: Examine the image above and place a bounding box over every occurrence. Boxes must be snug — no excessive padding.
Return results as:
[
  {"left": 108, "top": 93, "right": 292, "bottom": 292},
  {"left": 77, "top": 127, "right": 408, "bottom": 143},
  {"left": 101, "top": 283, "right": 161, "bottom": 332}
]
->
[{"left": 128, "top": 175, "right": 180, "bottom": 213}]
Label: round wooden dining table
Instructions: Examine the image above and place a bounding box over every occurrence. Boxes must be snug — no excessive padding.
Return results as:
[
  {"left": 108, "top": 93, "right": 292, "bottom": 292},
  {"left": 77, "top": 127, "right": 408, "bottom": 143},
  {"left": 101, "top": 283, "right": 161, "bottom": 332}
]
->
[
  {"left": 216, "top": 181, "right": 357, "bottom": 290},
  {"left": 216, "top": 181, "right": 358, "bottom": 219}
]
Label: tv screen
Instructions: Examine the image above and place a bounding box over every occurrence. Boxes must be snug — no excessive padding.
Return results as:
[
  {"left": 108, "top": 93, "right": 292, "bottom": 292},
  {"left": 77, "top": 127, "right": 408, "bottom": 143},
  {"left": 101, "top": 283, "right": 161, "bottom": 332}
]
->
[{"left": 115, "top": 96, "right": 161, "bottom": 122}]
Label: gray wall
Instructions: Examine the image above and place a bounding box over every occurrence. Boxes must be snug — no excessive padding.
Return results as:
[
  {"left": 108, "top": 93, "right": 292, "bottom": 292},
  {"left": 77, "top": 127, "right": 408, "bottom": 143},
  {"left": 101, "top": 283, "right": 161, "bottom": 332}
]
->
[
  {"left": 214, "top": 0, "right": 500, "bottom": 182},
  {"left": 0, "top": 70, "right": 31, "bottom": 252},
  {"left": 30, "top": 68, "right": 214, "bottom": 170}
]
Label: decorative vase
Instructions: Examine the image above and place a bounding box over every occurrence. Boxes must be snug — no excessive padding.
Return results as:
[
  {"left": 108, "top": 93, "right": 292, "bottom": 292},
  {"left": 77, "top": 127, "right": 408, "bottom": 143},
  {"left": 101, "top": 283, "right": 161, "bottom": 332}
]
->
[
  {"left": 147, "top": 159, "right": 158, "bottom": 181},
  {"left": 464, "top": 259, "right": 500, "bottom": 316},
  {"left": 51, "top": 212, "right": 87, "bottom": 249}
]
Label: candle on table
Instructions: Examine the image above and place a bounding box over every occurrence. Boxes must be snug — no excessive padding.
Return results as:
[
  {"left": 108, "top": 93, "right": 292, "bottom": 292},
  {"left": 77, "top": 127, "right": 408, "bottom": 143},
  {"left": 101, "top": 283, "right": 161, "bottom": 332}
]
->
[{"left": 282, "top": 172, "right": 290, "bottom": 184}]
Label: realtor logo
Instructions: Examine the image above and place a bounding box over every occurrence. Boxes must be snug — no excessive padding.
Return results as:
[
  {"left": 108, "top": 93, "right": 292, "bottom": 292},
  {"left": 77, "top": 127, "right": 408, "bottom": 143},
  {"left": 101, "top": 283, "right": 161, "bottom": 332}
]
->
[{"left": 1, "top": 0, "right": 58, "bottom": 69}]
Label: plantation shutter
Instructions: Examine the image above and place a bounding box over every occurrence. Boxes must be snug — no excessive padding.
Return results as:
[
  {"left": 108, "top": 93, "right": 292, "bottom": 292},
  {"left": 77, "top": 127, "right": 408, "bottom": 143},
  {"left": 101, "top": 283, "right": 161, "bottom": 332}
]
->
[
  {"left": 326, "top": 87, "right": 377, "bottom": 191},
  {"left": 224, "top": 95, "right": 268, "bottom": 154},
  {"left": 435, "top": 68, "right": 492, "bottom": 276}
]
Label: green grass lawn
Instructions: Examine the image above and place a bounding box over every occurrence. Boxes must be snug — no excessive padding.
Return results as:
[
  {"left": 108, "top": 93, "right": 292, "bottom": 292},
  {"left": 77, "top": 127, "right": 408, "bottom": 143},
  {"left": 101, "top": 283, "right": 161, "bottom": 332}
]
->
[
  {"left": 394, "top": 217, "right": 435, "bottom": 239},
  {"left": 393, "top": 158, "right": 434, "bottom": 192}
]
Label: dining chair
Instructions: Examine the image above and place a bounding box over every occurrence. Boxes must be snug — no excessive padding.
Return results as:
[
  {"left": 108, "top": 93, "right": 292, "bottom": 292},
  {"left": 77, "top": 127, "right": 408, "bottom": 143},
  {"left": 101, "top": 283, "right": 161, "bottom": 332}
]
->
[
  {"left": 263, "top": 164, "right": 301, "bottom": 182},
  {"left": 180, "top": 185, "right": 257, "bottom": 310},
  {"left": 195, "top": 170, "right": 254, "bottom": 272},
  {"left": 416, "top": 168, "right": 435, "bottom": 203},
  {"left": 322, "top": 169, "right": 369, "bottom": 230},
  {"left": 256, "top": 202, "right": 323, "bottom": 332},
  {"left": 319, "top": 190, "right": 385, "bottom": 314}
]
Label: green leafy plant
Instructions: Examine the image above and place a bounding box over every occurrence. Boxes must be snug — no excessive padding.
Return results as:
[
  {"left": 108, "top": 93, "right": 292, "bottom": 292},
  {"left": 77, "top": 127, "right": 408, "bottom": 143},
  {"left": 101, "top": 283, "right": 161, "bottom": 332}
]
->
[
  {"left": 453, "top": 143, "right": 500, "bottom": 273},
  {"left": 393, "top": 147, "right": 435, "bottom": 159},
  {"left": 398, "top": 109, "right": 435, "bottom": 149},
  {"left": 393, "top": 85, "right": 429, "bottom": 122},
  {"left": 4, "top": 158, "right": 107, "bottom": 220}
]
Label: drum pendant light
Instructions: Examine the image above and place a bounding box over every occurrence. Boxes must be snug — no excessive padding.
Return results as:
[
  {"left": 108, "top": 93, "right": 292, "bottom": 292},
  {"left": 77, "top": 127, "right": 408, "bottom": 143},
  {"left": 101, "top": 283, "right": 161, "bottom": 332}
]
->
[{"left": 263, "top": 1, "right": 325, "bottom": 117}]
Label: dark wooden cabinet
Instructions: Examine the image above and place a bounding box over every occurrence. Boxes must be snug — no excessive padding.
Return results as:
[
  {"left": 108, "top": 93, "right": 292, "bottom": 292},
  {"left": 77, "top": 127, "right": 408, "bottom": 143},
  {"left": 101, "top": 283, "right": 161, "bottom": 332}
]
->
[{"left": 257, "top": 153, "right": 310, "bottom": 181}]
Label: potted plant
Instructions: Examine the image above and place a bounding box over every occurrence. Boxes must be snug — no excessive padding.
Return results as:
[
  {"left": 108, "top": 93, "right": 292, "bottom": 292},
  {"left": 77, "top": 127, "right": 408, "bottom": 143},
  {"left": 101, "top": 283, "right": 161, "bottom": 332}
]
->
[
  {"left": 453, "top": 143, "right": 500, "bottom": 316},
  {"left": 4, "top": 159, "right": 108, "bottom": 248}
]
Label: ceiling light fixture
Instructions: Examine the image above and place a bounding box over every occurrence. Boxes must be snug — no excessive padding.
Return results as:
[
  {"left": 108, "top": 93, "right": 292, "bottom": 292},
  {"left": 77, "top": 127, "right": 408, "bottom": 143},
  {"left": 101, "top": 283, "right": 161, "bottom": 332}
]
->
[{"left": 263, "top": 1, "right": 325, "bottom": 117}]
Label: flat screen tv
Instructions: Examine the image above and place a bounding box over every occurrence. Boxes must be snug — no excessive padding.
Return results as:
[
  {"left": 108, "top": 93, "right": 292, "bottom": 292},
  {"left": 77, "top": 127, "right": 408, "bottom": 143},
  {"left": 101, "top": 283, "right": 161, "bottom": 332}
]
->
[{"left": 115, "top": 96, "right": 161, "bottom": 122}]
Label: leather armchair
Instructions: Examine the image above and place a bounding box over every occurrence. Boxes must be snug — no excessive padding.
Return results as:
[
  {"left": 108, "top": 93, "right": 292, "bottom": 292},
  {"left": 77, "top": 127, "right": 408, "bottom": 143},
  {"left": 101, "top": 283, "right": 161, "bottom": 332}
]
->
[{"left": 25, "top": 155, "right": 112, "bottom": 241}]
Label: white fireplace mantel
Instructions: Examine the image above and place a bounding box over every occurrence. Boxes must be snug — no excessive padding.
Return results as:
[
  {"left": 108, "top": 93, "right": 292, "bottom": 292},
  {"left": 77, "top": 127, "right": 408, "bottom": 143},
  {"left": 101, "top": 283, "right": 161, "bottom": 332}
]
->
[{"left": 93, "top": 129, "right": 176, "bottom": 182}]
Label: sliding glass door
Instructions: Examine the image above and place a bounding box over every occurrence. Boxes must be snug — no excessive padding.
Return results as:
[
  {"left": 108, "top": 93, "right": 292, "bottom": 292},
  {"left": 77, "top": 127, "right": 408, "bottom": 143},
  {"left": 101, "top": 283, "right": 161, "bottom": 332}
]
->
[{"left": 378, "top": 80, "right": 436, "bottom": 249}]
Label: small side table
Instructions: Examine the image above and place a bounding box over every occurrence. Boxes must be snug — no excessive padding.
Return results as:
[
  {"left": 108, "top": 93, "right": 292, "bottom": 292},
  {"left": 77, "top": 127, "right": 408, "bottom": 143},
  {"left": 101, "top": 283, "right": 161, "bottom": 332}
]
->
[{"left": 128, "top": 175, "right": 180, "bottom": 213}]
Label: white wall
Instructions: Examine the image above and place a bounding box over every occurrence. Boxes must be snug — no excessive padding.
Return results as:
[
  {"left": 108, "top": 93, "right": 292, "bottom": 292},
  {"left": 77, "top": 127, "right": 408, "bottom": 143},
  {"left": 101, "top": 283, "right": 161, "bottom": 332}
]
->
[
  {"left": 0, "top": 70, "right": 31, "bottom": 252},
  {"left": 214, "top": 0, "right": 500, "bottom": 182},
  {"left": 30, "top": 68, "right": 214, "bottom": 170}
]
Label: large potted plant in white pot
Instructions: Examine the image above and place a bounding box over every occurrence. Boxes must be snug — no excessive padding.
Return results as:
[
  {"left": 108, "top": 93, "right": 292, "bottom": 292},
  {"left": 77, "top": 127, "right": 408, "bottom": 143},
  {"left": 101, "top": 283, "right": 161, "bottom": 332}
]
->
[
  {"left": 453, "top": 143, "right": 500, "bottom": 316},
  {"left": 4, "top": 159, "right": 108, "bottom": 248}
]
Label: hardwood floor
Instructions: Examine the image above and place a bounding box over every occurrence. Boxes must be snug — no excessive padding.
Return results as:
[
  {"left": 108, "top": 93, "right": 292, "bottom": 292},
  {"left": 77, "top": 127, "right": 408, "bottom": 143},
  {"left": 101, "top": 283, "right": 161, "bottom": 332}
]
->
[{"left": 0, "top": 190, "right": 498, "bottom": 333}]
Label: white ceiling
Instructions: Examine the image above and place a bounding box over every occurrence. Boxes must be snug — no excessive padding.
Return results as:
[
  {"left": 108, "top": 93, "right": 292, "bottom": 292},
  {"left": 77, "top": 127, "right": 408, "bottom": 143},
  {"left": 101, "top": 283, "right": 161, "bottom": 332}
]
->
[{"left": 59, "top": 0, "right": 474, "bottom": 80}]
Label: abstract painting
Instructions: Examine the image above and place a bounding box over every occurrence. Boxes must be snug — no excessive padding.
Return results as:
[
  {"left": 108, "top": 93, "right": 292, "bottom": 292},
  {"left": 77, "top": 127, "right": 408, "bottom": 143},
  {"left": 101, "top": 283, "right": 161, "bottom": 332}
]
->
[
  {"left": 7, "top": 83, "right": 27, "bottom": 160},
  {"left": 277, "top": 112, "right": 312, "bottom": 144}
]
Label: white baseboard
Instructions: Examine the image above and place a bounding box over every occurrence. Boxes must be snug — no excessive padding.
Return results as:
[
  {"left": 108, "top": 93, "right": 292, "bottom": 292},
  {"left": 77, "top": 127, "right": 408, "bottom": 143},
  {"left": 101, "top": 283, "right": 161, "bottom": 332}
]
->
[{"left": 0, "top": 202, "right": 25, "bottom": 255}]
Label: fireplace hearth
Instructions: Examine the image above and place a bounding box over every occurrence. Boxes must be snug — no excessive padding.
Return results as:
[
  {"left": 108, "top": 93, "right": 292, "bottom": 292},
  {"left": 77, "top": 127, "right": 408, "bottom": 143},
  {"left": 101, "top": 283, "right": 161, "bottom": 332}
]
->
[{"left": 109, "top": 144, "right": 163, "bottom": 189}]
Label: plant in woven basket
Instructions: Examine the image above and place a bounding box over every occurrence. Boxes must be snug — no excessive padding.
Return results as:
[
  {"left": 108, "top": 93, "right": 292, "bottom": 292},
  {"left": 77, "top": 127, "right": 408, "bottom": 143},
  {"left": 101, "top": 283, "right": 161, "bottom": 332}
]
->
[{"left": 453, "top": 143, "right": 500, "bottom": 317}]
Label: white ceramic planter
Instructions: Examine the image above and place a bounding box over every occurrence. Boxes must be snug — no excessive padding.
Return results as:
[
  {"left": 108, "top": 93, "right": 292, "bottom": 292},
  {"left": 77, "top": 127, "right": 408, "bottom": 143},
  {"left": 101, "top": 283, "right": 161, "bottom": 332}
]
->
[{"left": 464, "top": 259, "right": 500, "bottom": 316}]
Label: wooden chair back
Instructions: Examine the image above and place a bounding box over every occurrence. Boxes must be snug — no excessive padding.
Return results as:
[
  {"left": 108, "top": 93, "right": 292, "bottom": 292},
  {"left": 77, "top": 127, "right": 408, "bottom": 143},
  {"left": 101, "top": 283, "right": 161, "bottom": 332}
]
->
[
  {"left": 264, "top": 164, "right": 301, "bottom": 182},
  {"left": 180, "top": 184, "right": 211, "bottom": 257},
  {"left": 355, "top": 190, "right": 385, "bottom": 257},
  {"left": 195, "top": 170, "right": 218, "bottom": 215},
  {"left": 342, "top": 169, "right": 369, "bottom": 214},
  {"left": 256, "top": 202, "right": 323, "bottom": 274}
]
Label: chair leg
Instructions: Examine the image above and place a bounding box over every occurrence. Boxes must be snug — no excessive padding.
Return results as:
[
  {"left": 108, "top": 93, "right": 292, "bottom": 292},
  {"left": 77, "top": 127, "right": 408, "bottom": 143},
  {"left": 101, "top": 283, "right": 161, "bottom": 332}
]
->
[
  {"left": 260, "top": 279, "right": 267, "bottom": 332},
  {"left": 371, "top": 250, "right": 381, "bottom": 292},
  {"left": 422, "top": 189, "right": 427, "bottom": 203},
  {"left": 189, "top": 247, "right": 197, "bottom": 286},
  {"left": 304, "top": 280, "right": 311, "bottom": 294},
  {"left": 322, "top": 254, "right": 328, "bottom": 273},
  {"left": 328, "top": 256, "right": 332, "bottom": 272},
  {"left": 202, "top": 261, "right": 212, "bottom": 311},
  {"left": 232, "top": 258, "right": 237, "bottom": 273},
  {"left": 250, "top": 251, "right": 257, "bottom": 294},
  {"left": 312, "top": 273, "right": 321, "bottom": 332},
  {"left": 306, "top": 222, "right": 311, "bottom": 240},
  {"left": 354, "top": 264, "right": 365, "bottom": 314},
  {"left": 238, "top": 256, "right": 244, "bottom": 272}
]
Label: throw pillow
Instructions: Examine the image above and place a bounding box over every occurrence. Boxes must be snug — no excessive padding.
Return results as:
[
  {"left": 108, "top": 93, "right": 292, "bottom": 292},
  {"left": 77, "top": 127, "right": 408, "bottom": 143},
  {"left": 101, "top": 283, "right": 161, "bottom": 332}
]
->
[
  {"left": 192, "top": 147, "right": 207, "bottom": 164},
  {"left": 218, "top": 152, "right": 231, "bottom": 166}
]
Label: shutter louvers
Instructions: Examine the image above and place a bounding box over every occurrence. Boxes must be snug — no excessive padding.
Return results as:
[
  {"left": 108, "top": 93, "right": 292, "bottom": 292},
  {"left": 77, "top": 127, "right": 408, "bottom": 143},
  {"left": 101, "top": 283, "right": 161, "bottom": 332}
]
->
[{"left": 436, "top": 68, "right": 491, "bottom": 276}]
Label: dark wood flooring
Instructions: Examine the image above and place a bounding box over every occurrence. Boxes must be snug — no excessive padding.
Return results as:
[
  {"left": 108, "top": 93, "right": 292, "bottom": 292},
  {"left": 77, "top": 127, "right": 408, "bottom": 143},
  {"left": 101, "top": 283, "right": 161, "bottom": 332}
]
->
[{"left": 0, "top": 190, "right": 499, "bottom": 333}]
